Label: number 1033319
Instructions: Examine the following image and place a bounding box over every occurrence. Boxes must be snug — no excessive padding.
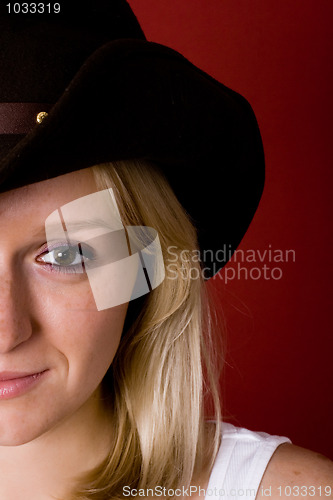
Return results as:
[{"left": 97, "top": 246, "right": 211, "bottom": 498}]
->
[
  {"left": 276, "top": 485, "right": 332, "bottom": 497},
  {"left": 6, "top": 3, "right": 61, "bottom": 14}
]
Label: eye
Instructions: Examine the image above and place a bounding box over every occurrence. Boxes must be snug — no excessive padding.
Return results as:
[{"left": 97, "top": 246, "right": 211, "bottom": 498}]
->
[
  {"left": 44, "top": 246, "right": 82, "bottom": 266},
  {"left": 37, "top": 243, "right": 94, "bottom": 274}
]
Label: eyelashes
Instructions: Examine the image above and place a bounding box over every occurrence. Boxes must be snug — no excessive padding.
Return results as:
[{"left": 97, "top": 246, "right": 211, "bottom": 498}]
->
[
  {"left": 36, "top": 242, "right": 96, "bottom": 274},
  {"left": 35, "top": 229, "right": 136, "bottom": 275}
]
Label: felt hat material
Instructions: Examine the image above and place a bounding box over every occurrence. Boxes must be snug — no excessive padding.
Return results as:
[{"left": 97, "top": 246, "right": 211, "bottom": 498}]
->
[{"left": 0, "top": 0, "right": 265, "bottom": 278}]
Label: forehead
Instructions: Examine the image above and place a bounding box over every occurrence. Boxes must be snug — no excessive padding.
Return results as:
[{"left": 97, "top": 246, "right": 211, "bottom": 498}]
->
[{"left": 0, "top": 168, "right": 98, "bottom": 222}]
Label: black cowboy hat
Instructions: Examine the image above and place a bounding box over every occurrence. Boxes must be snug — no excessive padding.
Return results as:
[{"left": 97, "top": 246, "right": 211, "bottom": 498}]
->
[{"left": 0, "top": 0, "right": 265, "bottom": 278}]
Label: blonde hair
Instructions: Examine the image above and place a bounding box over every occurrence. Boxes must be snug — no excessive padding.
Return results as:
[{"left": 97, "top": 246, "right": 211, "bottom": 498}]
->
[{"left": 70, "top": 159, "right": 223, "bottom": 499}]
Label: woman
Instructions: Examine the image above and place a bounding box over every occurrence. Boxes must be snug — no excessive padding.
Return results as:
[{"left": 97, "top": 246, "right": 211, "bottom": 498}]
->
[{"left": 0, "top": 1, "right": 332, "bottom": 499}]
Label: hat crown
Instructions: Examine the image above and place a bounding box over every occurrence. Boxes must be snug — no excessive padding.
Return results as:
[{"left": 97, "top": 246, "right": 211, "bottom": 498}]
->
[{"left": 0, "top": 0, "right": 145, "bottom": 103}]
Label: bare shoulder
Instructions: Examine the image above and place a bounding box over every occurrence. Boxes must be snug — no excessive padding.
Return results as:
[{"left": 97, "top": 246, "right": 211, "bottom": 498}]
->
[{"left": 257, "top": 443, "right": 333, "bottom": 499}]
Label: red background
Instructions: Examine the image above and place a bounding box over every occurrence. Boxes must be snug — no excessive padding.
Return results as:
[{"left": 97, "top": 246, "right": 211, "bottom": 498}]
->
[{"left": 128, "top": 0, "right": 333, "bottom": 458}]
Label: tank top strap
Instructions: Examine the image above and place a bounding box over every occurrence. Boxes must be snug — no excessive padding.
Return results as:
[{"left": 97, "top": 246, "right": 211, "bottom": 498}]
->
[{"left": 204, "top": 422, "right": 291, "bottom": 500}]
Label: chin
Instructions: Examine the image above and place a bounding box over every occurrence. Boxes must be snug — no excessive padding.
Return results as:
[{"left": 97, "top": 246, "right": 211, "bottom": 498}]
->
[
  {"left": 0, "top": 414, "right": 50, "bottom": 447},
  {"left": 0, "top": 399, "right": 67, "bottom": 447},
  {"left": 0, "top": 430, "right": 41, "bottom": 447}
]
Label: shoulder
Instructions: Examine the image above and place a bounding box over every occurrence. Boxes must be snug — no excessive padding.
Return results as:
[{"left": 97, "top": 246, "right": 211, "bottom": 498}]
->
[{"left": 258, "top": 443, "right": 333, "bottom": 499}]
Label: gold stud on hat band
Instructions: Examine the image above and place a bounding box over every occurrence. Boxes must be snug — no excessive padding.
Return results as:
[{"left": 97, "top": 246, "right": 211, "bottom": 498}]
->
[
  {"left": 0, "top": 103, "right": 51, "bottom": 134},
  {"left": 36, "top": 111, "right": 49, "bottom": 124}
]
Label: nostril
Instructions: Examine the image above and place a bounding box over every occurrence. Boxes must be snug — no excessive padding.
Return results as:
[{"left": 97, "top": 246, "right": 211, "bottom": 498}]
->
[{"left": 0, "top": 303, "right": 33, "bottom": 353}]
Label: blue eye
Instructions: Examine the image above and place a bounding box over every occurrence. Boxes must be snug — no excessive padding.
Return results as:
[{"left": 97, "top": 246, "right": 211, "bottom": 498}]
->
[{"left": 38, "top": 244, "right": 94, "bottom": 273}]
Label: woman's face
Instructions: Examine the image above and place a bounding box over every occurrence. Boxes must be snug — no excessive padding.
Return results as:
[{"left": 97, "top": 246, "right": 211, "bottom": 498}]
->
[{"left": 0, "top": 168, "right": 127, "bottom": 446}]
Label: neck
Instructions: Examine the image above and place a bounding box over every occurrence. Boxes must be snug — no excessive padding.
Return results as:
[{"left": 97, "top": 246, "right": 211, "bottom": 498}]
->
[{"left": 0, "top": 391, "right": 112, "bottom": 500}]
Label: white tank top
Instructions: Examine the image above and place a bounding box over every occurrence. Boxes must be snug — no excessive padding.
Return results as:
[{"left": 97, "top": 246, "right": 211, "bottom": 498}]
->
[{"left": 204, "top": 423, "right": 291, "bottom": 500}]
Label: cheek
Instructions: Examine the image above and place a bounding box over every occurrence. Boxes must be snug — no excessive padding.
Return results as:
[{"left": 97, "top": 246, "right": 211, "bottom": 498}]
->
[
  {"left": 62, "top": 305, "right": 126, "bottom": 365},
  {"left": 36, "top": 285, "right": 128, "bottom": 390}
]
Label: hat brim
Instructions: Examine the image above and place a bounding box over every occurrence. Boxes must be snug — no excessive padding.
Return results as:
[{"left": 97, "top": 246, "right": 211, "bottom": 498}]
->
[{"left": 0, "top": 39, "right": 265, "bottom": 278}]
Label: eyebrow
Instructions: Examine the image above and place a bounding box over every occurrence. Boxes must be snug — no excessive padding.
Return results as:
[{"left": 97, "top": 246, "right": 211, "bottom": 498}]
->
[{"left": 34, "top": 218, "right": 124, "bottom": 238}]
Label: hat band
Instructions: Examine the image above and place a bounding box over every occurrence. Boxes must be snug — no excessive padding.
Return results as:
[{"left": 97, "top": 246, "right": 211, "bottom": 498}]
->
[{"left": 0, "top": 103, "right": 51, "bottom": 134}]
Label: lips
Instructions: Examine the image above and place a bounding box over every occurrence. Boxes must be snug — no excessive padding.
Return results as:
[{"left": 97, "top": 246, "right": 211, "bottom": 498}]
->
[
  {"left": 0, "top": 370, "right": 48, "bottom": 399},
  {"left": 0, "top": 371, "right": 46, "bottom": 381}
]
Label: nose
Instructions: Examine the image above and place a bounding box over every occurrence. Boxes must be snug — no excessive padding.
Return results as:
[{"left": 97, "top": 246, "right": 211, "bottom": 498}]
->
[{"left": 0, "top": 270, "right": 33, "bottom": 353}]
